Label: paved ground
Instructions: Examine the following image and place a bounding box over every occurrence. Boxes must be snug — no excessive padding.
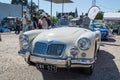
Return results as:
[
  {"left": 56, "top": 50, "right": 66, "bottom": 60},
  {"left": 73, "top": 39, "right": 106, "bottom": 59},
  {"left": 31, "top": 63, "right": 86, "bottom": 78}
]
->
[{"left": 0, "top": 33, "right": 120, "bottom": 80}]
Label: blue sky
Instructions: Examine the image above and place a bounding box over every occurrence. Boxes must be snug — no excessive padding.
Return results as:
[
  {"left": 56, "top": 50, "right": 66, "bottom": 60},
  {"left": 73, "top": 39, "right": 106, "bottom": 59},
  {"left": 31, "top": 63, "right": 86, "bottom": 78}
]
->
[{"left": 0, "top": 0, "right": 120, "bottom": 16}]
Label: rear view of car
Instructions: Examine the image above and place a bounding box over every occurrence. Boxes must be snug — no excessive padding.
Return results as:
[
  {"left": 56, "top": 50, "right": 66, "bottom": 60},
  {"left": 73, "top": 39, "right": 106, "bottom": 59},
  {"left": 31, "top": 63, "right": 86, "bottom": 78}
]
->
[{"left": 94, "top": 23, "right": 109, "bottom": 40}]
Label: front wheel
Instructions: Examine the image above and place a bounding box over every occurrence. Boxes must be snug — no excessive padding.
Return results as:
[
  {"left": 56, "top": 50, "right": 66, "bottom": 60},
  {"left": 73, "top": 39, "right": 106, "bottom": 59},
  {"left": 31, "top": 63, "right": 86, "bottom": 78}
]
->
[
  {"left": 83, "top": 64, "right": 94, "bottom": 75},
  {"left": 24, "top": 56, "right": 35, "bottom": 66}
]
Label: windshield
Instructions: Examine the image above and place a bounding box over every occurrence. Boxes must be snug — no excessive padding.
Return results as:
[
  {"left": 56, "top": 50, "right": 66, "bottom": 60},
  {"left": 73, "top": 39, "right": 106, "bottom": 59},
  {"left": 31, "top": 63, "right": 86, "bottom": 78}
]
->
[
  {"left": 56, "top": 18, "right": 88, "bottom": 26},
  {"left": 55, "top": 18, "right": 94, "bottom": 31},
  {"left": 93, "top": 23, "right": 107, "bottom": 29}
]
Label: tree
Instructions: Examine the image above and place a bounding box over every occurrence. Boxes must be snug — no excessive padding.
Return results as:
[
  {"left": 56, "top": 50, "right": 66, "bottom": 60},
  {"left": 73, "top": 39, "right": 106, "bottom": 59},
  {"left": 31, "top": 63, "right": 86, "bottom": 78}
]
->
[
  {"left": 51, "top": 16, "right": 58, "bottom": 24},
  {"left": 27, "top": 1, "right": 38, "bottom": 15},
  {"left": 68, "top": 15, "right": 74, "bottom": 19},
  {"left": 95, "top": 11, "right": 104, "bottom": 20},
  {"left": 118, "top": 10, "right": 120, "bottom": 13},
  {"left": 11, "top": 0, "right": 28, "bottom": 6},
  {"left": 11, "top": 0, "right": 18, "bottom": 4}
]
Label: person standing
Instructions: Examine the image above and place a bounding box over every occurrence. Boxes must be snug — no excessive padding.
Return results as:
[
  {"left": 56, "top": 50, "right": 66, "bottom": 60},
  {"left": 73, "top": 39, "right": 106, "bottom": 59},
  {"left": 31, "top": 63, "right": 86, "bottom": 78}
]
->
[
  {"left": 32, "top": 13, "right": 38, "bottom": 29},
  {"left": 76, "top": 15, "right": 83, "bottom": 26},
  {"left": 22, "top": 9, "right": 30, "bottom": 32},
  {"left": 40, "top": 16, "right": 48, "bottom": 29},
  {"left": 57, "top": 13, "right": 69, "bottom": 26},
  {"left": 82, "top": 13, "right": 90, "bottom": 28},
  {"left": 15, "top": 17, "right": 20, "bottom": 34},
  {"left": 46, "top": 15, "right": 52, "bottom": 29}
]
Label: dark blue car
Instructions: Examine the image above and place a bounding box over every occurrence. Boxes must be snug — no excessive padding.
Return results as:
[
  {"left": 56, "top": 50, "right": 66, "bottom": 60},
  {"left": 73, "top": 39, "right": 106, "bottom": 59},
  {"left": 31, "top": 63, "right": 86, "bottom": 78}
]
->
[
  {"left": 0, "top": 26, "right": 10, "bottom": 32},
  {"left": 93, "top": 23, "right": 109, "bottom": 39}
]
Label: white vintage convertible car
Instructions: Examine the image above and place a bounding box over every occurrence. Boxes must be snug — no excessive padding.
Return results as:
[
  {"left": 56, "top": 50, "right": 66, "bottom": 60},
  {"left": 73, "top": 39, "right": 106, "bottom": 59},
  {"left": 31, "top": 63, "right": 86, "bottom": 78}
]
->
[{"left": 18, "top": 19, "right": 101, "bottom": 74}]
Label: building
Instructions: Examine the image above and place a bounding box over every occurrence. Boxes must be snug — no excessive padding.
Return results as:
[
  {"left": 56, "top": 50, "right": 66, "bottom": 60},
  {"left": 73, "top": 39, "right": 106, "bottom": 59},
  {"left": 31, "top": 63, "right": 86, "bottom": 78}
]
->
[
  {"left": 104, "top": 12, "right": 120, "bottom": 34},
  {"left": 0, "top": 2, "right": 22, "bottom": 21}
]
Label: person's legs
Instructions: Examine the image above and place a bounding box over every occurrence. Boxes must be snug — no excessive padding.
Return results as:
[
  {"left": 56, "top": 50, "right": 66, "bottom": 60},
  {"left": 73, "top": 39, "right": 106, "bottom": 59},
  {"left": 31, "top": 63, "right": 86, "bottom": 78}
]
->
[
  {"left": 17, "top": 26, "right": 20, "bottom": 34},
  {"left": 25, "top": 25, "right": 29, "bottom": 31},
  {"left": 22, "top": 24, "right": 26, "bottom": 33},
  {"left": 15, "top": 26, "right": 17, "bottom": 34}
]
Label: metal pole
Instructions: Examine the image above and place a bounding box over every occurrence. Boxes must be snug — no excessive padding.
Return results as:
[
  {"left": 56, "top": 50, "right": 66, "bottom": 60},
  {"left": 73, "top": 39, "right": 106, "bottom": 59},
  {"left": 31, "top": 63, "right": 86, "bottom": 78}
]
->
[
  {"left": 38, "top": 0, "right": 39, "bottom": 10},
  {"left": 51, "top": 0, "right": 52, "bottom": 19},
  {"left": 62, "top": 0, "right": 64, "bottom": 17},
  {"left": 31, "top": 0, "right": 33, "bottom": 18},
  {"left": 21, "top": 0, "right": 23, "bottom": 17}
]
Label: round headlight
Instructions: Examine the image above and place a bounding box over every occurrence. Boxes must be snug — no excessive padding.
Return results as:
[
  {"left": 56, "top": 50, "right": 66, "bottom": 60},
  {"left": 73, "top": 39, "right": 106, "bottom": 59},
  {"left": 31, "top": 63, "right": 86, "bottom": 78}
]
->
[
  {"left": 19, "top": 34, "right": 29, "bottom": 50},
  {"left": 19, "top": 34, "right": 29, "bottom": 42},
  {"left": 22, "top": 40, "right": 29, "bottom": 50},
  {"left": 78, "top": 38, "right": 91, "bottom": 50}
]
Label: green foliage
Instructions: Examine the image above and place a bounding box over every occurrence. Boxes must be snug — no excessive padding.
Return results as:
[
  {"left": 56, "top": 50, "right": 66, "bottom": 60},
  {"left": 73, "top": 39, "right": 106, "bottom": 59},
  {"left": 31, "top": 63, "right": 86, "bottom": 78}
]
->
[
  {"left": 95, "top": 11, "right": 104, "bottom": 20},
  {"left": 51, "top": 16, "right": 58, "bottom": 24},
  {"left": 68, "top": 15, "right": 74, "bottom": 19},
  {"left": 118, "top": 10, "right": 120, "bottom": 13},
  {"left": 27, "top": 2, "right": 38, "bottom": 14}
]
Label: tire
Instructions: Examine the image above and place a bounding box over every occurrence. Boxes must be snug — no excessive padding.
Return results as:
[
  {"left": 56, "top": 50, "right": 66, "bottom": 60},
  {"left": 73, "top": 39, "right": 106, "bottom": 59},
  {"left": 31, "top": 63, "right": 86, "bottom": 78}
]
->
[
  {"left": 83, "top": 64, "right": 94, "bottom": 75},
  {"left": 94, "top": 42, "right": 97, "bottom": 61},
  {"left": 24, "top": 56, "right": 35, "bottom": 66}
]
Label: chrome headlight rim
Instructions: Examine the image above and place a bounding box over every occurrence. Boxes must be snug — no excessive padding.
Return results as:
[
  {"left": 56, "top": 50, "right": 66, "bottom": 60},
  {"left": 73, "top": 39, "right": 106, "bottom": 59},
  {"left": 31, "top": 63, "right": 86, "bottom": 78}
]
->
[
  {"left": 19, "top": 34, "right": 29, "bottom": 42},
  {"left": 78, "top": 38, "right": 91, "bottom": 50},
  {"left": 19, "top": 34, "right": 29, "bottom": 50}
]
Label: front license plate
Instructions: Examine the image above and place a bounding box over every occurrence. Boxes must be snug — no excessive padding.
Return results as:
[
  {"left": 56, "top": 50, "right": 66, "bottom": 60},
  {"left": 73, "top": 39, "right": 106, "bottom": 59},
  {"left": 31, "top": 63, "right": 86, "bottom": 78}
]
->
[{"left": 36, "top": 63, "right": 57, "bottom": 72}]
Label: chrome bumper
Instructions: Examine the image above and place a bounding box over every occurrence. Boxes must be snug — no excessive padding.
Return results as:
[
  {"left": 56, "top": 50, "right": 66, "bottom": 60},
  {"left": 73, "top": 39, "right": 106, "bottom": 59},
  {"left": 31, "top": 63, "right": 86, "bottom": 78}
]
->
[
  {"left": 18, "top": 50, "right": 95, "bottom": 68},
  {"left": 30, "top": 55, "right": 95, "bottom": 68},
  {"left": 18, "top": 50, "right": 30, "bottom": 59}
]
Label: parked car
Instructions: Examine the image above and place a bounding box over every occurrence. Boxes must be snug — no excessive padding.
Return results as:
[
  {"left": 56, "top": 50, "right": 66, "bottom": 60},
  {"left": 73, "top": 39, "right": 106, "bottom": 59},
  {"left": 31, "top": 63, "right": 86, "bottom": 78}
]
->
[
  {"left": 0, "top": 26, "right": 10, "bottom": 32},
  {"left": 112, "top": 26, "right": 120, "bottom": 35},
  {"left": 18, "top": 19, "right": 101, "bottom": 74},
  {"left": 1, "top": 17, "right": 16, "bottom": 31},
  {"left": 90, "top": 23, "right": 109, "bottom": 40}
]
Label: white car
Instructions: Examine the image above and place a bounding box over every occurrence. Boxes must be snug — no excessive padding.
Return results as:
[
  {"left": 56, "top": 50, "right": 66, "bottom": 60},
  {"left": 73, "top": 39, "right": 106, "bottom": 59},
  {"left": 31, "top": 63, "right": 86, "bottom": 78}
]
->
[{"left": 18, "top": 19, "right": 101, "bottom": 74}]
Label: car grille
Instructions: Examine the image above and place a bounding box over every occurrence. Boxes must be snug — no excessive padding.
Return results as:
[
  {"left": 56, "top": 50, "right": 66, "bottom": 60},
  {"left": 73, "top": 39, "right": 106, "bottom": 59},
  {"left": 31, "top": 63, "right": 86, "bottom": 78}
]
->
[
  {"left": 101, "top": 31, "right": 108, "bottom": 39},
  {"left": 101, "top": 32, "right": 107, "bottom": 35},
  {"left": 101, "top": 31, "right": 108, "bottom": 36},
  {"left": 33, "top": 41, "right": 65, "bottom": 57}
]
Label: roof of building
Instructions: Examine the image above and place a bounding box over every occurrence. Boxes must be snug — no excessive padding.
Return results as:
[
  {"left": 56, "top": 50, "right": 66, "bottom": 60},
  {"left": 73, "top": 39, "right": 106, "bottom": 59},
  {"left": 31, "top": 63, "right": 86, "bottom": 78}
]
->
[
  {"left": 45, "top": 0, "right": 73, "bottom": 3},
  {"left": 104, "top": 13, "right": 120, "bottom": 20}
]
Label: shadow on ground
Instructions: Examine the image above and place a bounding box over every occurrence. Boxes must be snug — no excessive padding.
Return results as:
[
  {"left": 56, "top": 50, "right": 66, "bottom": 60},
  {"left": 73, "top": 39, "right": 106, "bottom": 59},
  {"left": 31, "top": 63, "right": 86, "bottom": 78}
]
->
[
  {"left": 101, "top": 37, "right": 116, "bottom": 42},
  {"left": 37, "top": 50, "right": 120, "bottom": 80},
  {"left": 100, "top": 38, "right": 120, "bottom": 47}
]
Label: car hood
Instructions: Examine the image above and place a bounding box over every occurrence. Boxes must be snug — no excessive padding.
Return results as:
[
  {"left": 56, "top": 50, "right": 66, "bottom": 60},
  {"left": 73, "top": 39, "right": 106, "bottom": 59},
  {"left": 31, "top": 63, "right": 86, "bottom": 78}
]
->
[{"left": 33, "top": 27, "right": 92, "bottom": 44}]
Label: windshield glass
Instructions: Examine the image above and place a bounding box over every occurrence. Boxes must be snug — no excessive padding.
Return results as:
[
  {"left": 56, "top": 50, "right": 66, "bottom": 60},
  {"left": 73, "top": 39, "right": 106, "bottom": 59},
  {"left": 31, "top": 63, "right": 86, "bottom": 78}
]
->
[
  {"left": 92, "top": 23, "right": 107, "bottom": 29},
  {"left": 55, "top": 18, "right": 92, "bottom": 30}
]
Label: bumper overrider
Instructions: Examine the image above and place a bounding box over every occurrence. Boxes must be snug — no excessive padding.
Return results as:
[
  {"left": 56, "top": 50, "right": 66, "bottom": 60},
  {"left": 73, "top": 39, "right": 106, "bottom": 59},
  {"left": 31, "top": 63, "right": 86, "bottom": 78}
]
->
[{"left": 18, "top": 50, "right": 95, "bottom": 69}]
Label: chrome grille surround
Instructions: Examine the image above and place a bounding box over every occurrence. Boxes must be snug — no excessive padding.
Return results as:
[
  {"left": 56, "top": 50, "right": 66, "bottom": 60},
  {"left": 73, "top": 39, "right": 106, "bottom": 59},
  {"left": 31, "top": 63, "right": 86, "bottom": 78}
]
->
[{"left": 33, "top": 40, "right": 66, "bottom": 58}]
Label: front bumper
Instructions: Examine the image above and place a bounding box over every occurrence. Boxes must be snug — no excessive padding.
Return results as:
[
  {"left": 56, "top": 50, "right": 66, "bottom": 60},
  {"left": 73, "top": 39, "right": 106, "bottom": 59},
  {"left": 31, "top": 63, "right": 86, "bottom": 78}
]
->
[
  {"left": 18, "top": 50, "right": 95, "bottom": 68},
  {"left": 30, "top": 55, "right": 95, "bottom": 68}
]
